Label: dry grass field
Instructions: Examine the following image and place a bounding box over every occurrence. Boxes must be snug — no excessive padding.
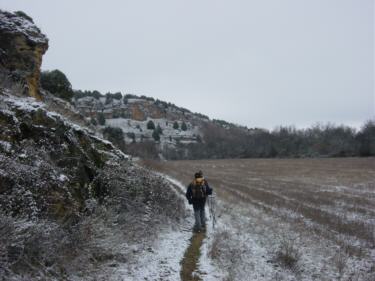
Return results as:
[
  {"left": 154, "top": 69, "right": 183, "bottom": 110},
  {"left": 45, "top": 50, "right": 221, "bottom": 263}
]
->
[{"left": 144, "top": 157, "right": 375, "bottom": 280}]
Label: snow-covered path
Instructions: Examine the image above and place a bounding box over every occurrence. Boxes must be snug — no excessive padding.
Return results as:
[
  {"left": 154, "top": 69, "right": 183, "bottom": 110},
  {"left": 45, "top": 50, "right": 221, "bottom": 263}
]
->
[
  {"left": 161, "top": 174, "right": 221, "bottom": 281},
  {"left": 110, "top": 174, "right": 192, "bottom": 281},
  {"left": 111, "top": 172, "right": 222, "bottom": 281},
  {"left": 112, "top": 226, "right": 191, "bottom": 281}
]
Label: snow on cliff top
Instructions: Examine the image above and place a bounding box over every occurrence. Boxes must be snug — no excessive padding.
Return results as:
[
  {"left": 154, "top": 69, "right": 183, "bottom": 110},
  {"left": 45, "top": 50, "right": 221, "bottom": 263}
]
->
[{"left": 0, "top": 10, "right": 48, "bottom": 44}]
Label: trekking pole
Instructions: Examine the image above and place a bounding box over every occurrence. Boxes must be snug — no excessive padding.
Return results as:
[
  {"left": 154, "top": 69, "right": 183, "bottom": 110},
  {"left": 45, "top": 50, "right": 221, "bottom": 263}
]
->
[
  {"left": 212, "top": 195, "right": 216, "bottom": 229},
  {"left": 208, "top": 195, "right": 216, "bottom": 229},
  {"left": 207, "top": 195, "right": 212, "bottom": 220}
]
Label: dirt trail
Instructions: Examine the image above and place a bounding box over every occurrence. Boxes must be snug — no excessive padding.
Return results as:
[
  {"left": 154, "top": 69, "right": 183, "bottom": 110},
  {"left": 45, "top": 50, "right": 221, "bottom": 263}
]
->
[
  {"left": 147, "top": 170, "right": 209, "bottom": 281},
  {"left": 180, "top": 230, "right": 206, "bottom": 281}
]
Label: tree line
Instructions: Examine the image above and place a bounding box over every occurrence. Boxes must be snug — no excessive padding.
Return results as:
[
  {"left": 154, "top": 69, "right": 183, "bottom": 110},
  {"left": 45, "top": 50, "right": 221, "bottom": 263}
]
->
[{"left": 164, "top": 121, "right": 375, "bottom": 160}]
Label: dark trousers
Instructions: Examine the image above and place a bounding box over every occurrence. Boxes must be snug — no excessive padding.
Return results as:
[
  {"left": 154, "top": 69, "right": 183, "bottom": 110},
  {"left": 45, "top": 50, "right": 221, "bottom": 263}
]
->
[{"left": 193, "top": 204, "right": 206, "bottom": 230}]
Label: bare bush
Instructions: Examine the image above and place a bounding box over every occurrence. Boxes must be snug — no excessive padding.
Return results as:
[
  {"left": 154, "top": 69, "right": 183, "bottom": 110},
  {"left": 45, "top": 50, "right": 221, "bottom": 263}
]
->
[
  {"left": 209, "top": 230, "right": 245, "bottom": 280},
  {"left": 0, "top": 72, "right": 26, "bottom": 96},
  {"left": 209, "top": 230, "right": 231, "bottom": 260},
  {"left": 275, "top": 237, "right": 301, "bottom": 272},
  {"left": 333, "top": 251, "right": 348, "bottom": 280}
]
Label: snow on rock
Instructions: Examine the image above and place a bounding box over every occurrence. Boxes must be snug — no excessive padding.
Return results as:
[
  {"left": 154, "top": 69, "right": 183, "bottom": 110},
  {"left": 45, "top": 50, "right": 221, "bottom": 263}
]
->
[
  {"left": 106, "top": 117, "right": 200, "bottom": 144},
  {"left": 0, "top": 91, "right": 188, "bottom": 280},
  {"left": 0, "top": 140, "right": 11, "bottom": 152},
  {"left": 0, "top": 10, "right": 48, "bottom": 44},
  {"left": 57, "top": 174, "right": 68, "bottom": 182},
  {"left": 6, "top": 96, "right": 44, "bottom": 111}
]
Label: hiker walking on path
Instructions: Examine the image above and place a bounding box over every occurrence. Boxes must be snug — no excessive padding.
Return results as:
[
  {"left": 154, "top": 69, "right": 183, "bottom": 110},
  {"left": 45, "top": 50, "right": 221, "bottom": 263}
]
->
[{"left": 186, "top": 171, "right": 213, "bottom": 232}]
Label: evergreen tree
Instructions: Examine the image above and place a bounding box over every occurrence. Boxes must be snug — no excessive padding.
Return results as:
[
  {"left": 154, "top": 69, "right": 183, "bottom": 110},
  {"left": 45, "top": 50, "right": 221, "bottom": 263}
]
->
[
  {"left": 147, "top": 120, "right": 155, "bottom": 130},
  {"left": 181, "top": 121, "right": 187, "bottom": 131},
  {"left": 97, "top": 113, "right": 106, "bottom": 125},
  {"left": 15, "top": 11, "right": 34, "bottom": 23},
  {"left": 127, "top": 132, "right": 136, "bottom": 143},
  {"left": 105, "top": 93, "right": 113, "bottom": 105},
  {"left": 103, "top": 127, "right": 125, "bottom": 150},
  {"left": 152, "top": 130, "right": 160, "bottom": 141},
  {"left": 40, "top": 69, "right": 74, "bottom": 101},
  {"left": 156, "top": 124, "right": 163, "bottom": 135},
  {"left": 112, "top": 92, "right": 122, "bottom": 100},
  {"left": 173, "top": 121, "right": 179, "bottom": 130}
]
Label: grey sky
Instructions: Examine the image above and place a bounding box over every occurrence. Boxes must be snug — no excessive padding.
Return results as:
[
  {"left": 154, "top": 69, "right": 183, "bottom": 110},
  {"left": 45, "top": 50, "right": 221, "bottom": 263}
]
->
[{"left": 1, "top": 0, "right": 374, "bottom": 129}]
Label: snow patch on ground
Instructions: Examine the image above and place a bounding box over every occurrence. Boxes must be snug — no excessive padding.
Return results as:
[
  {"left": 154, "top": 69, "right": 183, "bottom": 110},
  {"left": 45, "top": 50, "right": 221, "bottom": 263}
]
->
[
  {"left": 110, "top": 173, "right": 194, "bottom": 281},
  {"left": 113, "top": 226, "right": 191, "bottom": 281},
  {"left": 197, "top": 230, "right": 226, "bottom": 281}
]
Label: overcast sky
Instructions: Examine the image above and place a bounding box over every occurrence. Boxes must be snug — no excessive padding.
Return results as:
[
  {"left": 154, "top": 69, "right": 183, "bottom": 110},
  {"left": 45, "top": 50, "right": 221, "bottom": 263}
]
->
[{"left": 1, "top": 0, "right": 374, "bottom": 129}]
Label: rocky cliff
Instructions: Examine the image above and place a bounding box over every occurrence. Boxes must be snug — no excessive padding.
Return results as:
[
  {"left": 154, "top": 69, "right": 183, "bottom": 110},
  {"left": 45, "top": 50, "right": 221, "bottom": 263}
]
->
[
  {"left": 0, "top": 10, "right": 48, "bottom": 100},
  {"left": 74, "top": 95, "right": 204, "bottom": 146}
]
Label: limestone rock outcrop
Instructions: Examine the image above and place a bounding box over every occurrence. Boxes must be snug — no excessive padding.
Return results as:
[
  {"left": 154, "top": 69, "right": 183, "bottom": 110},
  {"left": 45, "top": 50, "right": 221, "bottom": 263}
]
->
[{"left": 0, "top": 10, "right": 48, "bottom": 100}]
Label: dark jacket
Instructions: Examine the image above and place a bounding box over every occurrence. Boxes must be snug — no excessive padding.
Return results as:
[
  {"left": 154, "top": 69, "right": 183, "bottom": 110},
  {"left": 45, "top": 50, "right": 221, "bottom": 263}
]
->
[{"left": 186, "top": 177, "right": 212, "bottom": 208}]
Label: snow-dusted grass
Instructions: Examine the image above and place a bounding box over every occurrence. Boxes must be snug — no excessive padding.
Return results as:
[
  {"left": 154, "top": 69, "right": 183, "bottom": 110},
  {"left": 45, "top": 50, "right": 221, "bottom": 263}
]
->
[
  {"left": 110, "top": 225, "right": 191, "bottom": 281},
  {"left": 110, "top": 172, "right": 194, "bottom": 281}
]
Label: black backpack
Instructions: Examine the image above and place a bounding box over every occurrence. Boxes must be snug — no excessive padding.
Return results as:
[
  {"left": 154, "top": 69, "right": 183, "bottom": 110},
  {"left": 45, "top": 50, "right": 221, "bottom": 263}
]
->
[{"left": 191, "top": 178, "right": 206, "bottom": 199}]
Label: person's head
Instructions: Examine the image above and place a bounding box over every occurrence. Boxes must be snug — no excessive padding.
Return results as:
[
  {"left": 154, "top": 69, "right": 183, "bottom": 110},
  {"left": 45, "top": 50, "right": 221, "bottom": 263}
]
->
[{"left": 195, "top": 170, "right": 203, "bottom": 178}]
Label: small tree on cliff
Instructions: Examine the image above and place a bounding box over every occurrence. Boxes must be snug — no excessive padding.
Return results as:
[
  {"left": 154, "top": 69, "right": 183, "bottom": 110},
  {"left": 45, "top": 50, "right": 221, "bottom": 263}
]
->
[
  {"left": 103, "top": 127, "right": 125, "bottom": 151},
  {"left": 152, "top": 130, "right": 160, "bottom": 142},
  {"left": 147, "top": 120, "right": 155, "bottom": 130},
  {"left": 173, "top": 121, "right": 179, "bottom": 130},
  {"left": 181, "top": 121, "right": 187, "bottom": 131},
  {"left": 40, "top": 69, "right": 74, "bottom": 101},
  {"left": 97, "top": 113, "right": 106, "bottom": 125},
  {"left": 156, "top": 124, "right": 163, "bottom": 135},
  {"left": 15, "top": 11, "right": 34, "bottom": 23}
]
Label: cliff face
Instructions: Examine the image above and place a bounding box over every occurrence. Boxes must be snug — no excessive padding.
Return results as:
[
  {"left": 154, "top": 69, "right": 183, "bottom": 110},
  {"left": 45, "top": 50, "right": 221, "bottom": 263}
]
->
[
  {"left": 75, "top": 96, "right": 203, "bottom": 145},
  {"left": 0, "top": 10, "right": 48, "bottom": 100},
  {"left": 73, "top": 94, "right": 251, "bottom": 160}
]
